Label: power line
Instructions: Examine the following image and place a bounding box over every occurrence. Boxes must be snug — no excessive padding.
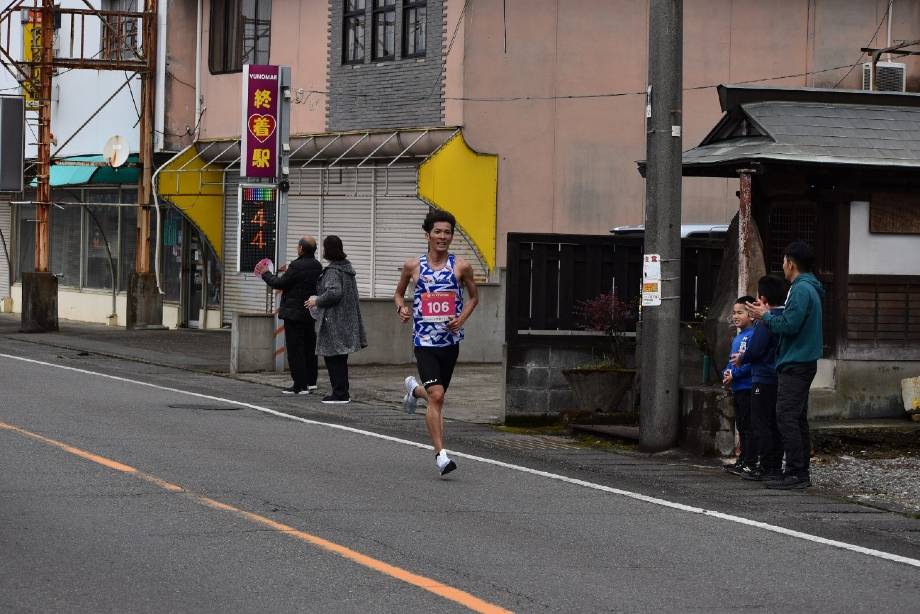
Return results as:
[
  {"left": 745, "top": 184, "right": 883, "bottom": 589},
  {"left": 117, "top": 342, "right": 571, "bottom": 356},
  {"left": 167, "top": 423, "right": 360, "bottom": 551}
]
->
[
  {"left": 309, "top": 62, "right": 858, "bottom": 104},
  {"left": 833, "top": 2, "right": 892, "bottom": 88}
]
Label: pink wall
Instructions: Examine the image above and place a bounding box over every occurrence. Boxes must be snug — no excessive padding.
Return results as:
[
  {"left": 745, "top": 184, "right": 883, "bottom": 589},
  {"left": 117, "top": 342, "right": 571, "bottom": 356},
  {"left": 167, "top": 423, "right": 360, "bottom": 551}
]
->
[
  {"left": 195, "top": 0, "right": 328, "bottom": 140},
  {"left": 163, "top": 1, "right": 198, "bottom": 151},
  {"left": 459, "top": 0, "right": 918, "bottom": 265}
]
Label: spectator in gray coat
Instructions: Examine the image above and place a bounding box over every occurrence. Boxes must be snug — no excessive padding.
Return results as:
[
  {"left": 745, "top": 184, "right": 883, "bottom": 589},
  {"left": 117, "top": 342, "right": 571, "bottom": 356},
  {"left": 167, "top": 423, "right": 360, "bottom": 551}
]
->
[{"left": 305, "top": 235, "right": 367, "bottom": 404}]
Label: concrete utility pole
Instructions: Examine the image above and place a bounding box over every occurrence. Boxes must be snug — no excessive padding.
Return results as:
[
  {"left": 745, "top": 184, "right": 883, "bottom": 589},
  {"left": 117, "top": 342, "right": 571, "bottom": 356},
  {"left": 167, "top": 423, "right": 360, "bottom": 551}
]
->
[{"left": 640, "top": 0, "right": 683, "bottom": 452}]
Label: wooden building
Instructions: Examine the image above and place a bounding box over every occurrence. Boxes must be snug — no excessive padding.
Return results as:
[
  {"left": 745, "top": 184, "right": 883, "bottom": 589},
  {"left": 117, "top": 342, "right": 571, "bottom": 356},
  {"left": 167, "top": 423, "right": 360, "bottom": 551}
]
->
[{"left": 683, "top": 85, "right": 920, "bottom": 418}]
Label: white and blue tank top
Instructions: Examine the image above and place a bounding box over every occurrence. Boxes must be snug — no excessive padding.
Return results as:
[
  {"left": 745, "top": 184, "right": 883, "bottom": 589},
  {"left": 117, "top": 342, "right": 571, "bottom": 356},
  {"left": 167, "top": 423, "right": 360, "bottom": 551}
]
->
[{"left": 413, "top": 254, "right": 464, "bottom": 347}]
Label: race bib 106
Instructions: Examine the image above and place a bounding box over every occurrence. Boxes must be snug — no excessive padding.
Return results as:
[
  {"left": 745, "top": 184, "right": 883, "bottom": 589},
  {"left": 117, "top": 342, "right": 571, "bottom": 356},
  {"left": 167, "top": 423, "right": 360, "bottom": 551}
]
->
[{"left": 419, "top": 291, "right": 457, "bottom": 322}]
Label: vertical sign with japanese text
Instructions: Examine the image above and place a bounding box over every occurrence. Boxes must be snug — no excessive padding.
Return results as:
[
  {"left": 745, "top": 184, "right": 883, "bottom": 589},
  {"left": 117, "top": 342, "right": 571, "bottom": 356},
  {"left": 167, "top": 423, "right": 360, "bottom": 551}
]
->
[
  {"left": 241, "top": 64, "right": 280, "bottom": 178},
  {"left": 238, "top": 185, "right": 278, "bottom": 272},
  {"left": 642, "top": 253, "right": 663, "bottom": 307}
]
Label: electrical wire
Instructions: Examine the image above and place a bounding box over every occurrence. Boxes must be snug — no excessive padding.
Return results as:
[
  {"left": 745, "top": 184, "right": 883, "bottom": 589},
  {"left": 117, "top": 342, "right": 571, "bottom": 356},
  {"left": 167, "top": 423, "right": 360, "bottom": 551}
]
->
[
  {"left": 304, "top": 62, "right": 860, "bottom": 104},
  {"left": 832, "top": 2, "right": 893, "bottom": 88}
]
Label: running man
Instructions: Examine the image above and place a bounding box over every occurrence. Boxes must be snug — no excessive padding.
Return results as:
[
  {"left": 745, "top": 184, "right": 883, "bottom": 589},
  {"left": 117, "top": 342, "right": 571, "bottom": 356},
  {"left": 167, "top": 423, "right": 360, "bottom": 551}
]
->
[{"left": 394, "top": 210, "right": 479, "bottom": 477}]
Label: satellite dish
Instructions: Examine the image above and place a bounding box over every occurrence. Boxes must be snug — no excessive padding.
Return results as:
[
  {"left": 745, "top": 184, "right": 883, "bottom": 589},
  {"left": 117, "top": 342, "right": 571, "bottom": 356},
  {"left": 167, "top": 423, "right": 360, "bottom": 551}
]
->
[{"left": 103, "top": 135, "right": 128, "bottom": 168}]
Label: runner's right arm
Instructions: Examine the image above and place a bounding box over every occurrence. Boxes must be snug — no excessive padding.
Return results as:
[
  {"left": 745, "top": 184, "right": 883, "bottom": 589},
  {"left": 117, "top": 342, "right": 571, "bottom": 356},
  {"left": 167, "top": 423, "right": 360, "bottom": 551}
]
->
[{"left": 394, "top": 257, "right": 419, "bottom": 323}]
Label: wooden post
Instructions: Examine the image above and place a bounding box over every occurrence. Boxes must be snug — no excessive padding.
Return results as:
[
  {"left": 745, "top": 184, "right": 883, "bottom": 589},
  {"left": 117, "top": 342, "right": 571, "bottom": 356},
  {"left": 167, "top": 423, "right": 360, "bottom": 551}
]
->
[
  {"left": 34, "top": 0, "right": 55, "bottom": 273},
  {"left": 135, "top": 0, "right": 157, "bottom": 273},
  {"left": 737, "top": 169, "right": 754, "bottom": 298}
]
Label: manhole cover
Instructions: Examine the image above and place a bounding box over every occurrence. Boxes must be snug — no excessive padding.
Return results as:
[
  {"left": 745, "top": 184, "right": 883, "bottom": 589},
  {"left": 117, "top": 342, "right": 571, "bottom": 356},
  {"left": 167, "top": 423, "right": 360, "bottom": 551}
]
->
[{"left": 167, "top": 403, "right": 241, "bottom": 411}]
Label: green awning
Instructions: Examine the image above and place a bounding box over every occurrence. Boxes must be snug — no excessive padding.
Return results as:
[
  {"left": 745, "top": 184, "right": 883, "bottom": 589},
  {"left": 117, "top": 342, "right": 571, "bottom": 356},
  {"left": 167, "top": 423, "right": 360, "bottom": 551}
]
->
[{"left": 31, "top": 154, "right": 140, "bottom": 187}]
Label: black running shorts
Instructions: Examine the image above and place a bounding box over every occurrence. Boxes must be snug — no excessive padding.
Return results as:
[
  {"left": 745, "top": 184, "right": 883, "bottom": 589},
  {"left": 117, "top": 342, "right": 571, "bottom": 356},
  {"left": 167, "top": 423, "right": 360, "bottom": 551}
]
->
[{"left": 414, "top": 345, "right": 460, "bottom": 391}]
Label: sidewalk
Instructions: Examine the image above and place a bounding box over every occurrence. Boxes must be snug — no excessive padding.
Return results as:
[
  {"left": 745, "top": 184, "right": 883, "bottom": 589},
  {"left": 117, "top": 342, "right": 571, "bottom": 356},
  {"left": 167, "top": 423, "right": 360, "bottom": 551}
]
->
[{"left": 0, "top": 314, "right": 504, "bottom": 424}]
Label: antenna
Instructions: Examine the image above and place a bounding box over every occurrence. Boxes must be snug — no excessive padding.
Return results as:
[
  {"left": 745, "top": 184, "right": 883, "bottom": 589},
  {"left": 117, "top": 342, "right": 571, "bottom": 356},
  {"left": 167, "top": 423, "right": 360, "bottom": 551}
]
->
[{"left": 102, "top": 135, "right": 128, "bottom": 168}]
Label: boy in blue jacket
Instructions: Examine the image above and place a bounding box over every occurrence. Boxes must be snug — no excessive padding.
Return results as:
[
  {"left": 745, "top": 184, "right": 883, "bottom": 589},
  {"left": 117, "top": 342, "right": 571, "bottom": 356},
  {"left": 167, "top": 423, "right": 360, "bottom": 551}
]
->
[
  {"left": 733, "top": 275, "right": 787, "bottom": 481},
  {"left": 722, "top": 296, "right": 756, "bottom": 475}
]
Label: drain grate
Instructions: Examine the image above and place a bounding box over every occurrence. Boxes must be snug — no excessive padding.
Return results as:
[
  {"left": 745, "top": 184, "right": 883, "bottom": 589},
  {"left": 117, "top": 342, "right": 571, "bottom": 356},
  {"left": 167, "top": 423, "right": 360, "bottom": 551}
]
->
[
  {"left": 487, "top": 435, "right": 581, "bottom": 451},
  {"left": 167, "top": 403, "right": 242, "bottom": 411}
]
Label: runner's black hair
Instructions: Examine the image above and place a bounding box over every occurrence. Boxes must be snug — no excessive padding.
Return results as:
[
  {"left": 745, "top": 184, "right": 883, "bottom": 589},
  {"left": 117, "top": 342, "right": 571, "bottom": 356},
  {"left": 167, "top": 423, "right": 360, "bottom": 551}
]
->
[{"left": 422, "top": 209, "right": 456, "bottom": 233}]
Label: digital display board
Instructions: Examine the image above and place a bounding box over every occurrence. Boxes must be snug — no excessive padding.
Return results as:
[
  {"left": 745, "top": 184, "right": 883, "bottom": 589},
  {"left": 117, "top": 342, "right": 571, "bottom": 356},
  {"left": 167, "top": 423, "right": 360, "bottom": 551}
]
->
[{"left": 238, "top": 185, "right": 277, "bottom": 272}]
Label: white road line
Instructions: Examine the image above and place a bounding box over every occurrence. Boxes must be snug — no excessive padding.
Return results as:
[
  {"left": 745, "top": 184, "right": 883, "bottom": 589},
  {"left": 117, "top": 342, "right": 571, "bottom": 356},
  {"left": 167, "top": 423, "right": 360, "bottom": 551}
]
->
[{"left": 2, "top": 351, "right": 919, "bottom": 570}]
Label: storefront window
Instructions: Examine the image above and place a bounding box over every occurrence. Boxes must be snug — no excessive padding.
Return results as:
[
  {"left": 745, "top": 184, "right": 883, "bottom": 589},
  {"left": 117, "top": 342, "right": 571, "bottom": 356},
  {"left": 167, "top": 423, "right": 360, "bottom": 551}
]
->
[
  {"left": 83, "top": 204, "right": 119, "bottom": 290},
  {"left": 205, "top": 242, "right": 222, "bottom": 308},
  {"left": 160, "top": 206, "right": 183, "bottom": 302},
  {"left": 15, "top": 203, "right": 35, "bottom": 279},
  {"left": 119, "top": 204, "right": 136, "bottom": 291},
  {"left": 50, "top": 204, "right": 82, "bottom": 287}
]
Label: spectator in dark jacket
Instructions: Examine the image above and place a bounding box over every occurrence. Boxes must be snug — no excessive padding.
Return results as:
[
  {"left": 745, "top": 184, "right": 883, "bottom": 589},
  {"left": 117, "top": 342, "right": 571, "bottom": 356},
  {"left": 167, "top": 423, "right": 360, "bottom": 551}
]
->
[
  {"left": 259, "top": 236, "right": 322, "bottom": 395},
  {"left": 305, "top": 235, "right": 367, "bottom": 405}
]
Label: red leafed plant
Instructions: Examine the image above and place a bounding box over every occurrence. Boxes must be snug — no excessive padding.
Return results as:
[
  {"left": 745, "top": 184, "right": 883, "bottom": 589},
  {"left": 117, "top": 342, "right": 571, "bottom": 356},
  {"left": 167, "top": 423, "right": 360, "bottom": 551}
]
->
[{"left": 573, "top": 293, "right": 637, "bottom": 369}]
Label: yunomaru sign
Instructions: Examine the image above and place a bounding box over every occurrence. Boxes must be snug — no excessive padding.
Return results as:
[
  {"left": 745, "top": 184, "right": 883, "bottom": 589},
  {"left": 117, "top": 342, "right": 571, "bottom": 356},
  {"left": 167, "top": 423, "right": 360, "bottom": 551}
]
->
[{"left": 241, "top": 64, "right": 280, "bottom": 179}]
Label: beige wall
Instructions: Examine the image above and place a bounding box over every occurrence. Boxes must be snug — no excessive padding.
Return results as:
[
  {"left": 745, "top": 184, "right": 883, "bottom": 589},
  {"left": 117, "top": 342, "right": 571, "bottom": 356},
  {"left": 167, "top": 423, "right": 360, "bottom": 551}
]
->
[
  {"left": 170, "top": 1, "right": 920, "bottom": 268},
  {"left": 458, "top": 0, "right": 919, "bottom": 266},
  {"left": 195, "top": 0, "right": 328, "bottom": 140}
]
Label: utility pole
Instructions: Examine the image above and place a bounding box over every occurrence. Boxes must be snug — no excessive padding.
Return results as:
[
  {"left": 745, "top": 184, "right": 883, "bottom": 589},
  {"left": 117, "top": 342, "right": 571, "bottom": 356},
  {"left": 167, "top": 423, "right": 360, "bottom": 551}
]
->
[
  {"left": 20, "top": 0, "right": 58, "bottom": 332},
  {"left": 640, "top": 0, "right": 683, "bottom": 452},
  {"left": 127, "top": 0, "right": 162, "bottom": 328},
  {"left": 1, "top": 1, "right": 160, "bottom": 330}
]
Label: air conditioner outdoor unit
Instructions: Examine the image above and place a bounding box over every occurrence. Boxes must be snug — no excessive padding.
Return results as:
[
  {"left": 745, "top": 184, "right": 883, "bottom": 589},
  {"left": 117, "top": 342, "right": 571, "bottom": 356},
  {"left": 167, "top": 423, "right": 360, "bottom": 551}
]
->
[{"left": 862, "top": 61, "right": 907, "bottom": 92}]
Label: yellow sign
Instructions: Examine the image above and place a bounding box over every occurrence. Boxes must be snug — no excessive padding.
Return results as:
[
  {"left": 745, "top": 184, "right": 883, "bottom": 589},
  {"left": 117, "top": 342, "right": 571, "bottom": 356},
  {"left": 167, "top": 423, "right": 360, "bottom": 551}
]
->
[{"left": 22, "top": 21, "right": 40, "bottom": 109}]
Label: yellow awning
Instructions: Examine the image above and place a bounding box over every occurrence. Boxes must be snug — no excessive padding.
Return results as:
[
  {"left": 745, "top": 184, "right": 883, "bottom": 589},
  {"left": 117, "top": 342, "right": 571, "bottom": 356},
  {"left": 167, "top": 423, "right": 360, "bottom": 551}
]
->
[
  {"left": 156, "top": 146, "right": 225, "bottom": 259},
  {"left": 418, "top": 132, "right": 498, "bottom": 271}
]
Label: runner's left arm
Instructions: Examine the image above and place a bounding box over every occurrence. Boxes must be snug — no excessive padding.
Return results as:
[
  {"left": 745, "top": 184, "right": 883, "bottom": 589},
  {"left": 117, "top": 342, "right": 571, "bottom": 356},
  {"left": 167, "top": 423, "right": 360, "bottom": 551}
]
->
[{"left": 447, "top": 259, "right": 479, "bottom": 333}]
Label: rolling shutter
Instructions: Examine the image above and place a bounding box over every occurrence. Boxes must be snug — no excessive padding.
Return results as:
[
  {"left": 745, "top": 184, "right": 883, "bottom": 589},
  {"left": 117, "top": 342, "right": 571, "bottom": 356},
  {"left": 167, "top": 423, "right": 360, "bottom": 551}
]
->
[
  {"left": 0, "top": 200, "right": 10, "bottom": 298},
  {"left": 374, "top": 165, "right": 429, "bottom": 297}
]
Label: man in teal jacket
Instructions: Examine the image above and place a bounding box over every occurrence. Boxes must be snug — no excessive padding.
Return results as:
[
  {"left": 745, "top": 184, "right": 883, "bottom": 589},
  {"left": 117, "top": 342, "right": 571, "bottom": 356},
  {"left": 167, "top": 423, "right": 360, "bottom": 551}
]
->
[{"left": 747, "top": 241, "right": 824, "bottom": 490}]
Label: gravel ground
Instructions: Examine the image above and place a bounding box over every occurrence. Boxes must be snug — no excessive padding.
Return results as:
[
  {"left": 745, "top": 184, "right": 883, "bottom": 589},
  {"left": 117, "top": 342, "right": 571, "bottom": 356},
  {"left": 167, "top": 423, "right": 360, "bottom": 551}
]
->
[{"left": 812, "top": 454, "right": 920, "bottom": 514}]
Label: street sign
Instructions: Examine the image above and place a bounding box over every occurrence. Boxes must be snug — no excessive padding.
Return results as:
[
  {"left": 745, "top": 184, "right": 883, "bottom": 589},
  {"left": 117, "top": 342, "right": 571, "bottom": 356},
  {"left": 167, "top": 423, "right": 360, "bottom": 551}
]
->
[
  {"left": 238, "top": 184, "right": 277, "bottom": 272},
  {"left": 642, "top": 254, "right": 662, "bottom": 307},
  {"left": 241, "top": 64, "right": 280, "bottom": 179}
]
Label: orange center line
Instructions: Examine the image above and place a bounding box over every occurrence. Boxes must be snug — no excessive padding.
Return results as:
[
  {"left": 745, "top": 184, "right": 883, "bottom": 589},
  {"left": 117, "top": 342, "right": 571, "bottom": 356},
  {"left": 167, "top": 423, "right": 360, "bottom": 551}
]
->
[{"left": 0, "top": 420, "right": 513, "bottom": 614}]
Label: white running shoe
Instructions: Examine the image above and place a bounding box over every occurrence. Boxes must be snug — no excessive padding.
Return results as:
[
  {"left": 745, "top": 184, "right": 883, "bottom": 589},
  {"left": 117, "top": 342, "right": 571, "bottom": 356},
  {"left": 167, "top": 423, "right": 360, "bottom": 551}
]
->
[
  {"left": 403, "top": 376, "right": 419, "bottom": 414},
  {"left": 436, "top": 450, "right": 457, "bottom": 476}
]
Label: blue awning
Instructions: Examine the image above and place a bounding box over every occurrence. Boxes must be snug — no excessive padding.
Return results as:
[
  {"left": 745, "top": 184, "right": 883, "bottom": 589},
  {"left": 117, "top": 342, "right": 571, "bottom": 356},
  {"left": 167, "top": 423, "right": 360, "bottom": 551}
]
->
[{"left": 30, "top": 154, "right": 140, "bottom": 187}]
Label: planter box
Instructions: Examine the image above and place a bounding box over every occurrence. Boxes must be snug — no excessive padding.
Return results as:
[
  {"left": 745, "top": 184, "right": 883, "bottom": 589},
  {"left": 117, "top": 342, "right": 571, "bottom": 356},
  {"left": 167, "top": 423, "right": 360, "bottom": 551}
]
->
[{"left": 562, "top": 368, "right": 636, "bottom": 414}]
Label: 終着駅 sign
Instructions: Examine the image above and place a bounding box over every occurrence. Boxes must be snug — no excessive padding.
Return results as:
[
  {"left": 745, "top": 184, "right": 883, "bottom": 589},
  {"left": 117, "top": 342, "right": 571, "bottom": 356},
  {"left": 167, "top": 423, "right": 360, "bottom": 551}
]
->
[{"left": 241, "top": 64, "right": 280, "bottom": 178}]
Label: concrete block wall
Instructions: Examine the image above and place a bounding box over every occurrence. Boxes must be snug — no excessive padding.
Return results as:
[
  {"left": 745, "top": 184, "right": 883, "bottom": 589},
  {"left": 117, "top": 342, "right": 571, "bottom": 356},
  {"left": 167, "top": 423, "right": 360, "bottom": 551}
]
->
[
  {"left": 327, "top": 0, "right": 445, "bottom": 131},
  {"left": 504, "top": 336, "right": 637, "bottom": 419},
  {"left": 809, "top": 359, "right": 920, "bottom": 420}
]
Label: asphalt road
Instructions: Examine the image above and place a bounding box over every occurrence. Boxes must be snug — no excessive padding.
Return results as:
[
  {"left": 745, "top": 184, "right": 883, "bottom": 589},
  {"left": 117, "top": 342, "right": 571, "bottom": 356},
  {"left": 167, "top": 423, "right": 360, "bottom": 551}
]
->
[{"left": 1, "top": 340, "right": 919, "bottom": 613}]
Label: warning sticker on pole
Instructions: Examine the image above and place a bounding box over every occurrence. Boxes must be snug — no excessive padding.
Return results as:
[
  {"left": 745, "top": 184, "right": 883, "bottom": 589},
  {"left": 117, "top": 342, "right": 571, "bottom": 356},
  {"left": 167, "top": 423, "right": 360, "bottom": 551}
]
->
[
  {"left": 642, "top": 281, "right": 662, "bottom": 307},
  {"left": 642, "top": 254, "right": 662, "bottom": 306}
]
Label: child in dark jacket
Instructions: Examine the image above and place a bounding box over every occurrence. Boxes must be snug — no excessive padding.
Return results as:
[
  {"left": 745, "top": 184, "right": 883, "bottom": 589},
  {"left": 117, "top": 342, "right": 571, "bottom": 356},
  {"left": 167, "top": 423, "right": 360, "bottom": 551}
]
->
[
  {"left": 723, "top": 296, "right": 756, "bottom": 475},
  {"left": 734, "top": 276, "right": 788, "bottom": 480}
]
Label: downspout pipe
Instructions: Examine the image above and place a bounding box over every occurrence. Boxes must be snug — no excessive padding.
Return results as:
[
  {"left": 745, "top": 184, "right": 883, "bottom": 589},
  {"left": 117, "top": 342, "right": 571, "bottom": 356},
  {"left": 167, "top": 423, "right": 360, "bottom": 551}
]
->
[
  {"left": 152, "top": 143, "right": 195, "bottom": 296},
  {"left": 195, "top": 0, "right": 202, "bottom": 137}
]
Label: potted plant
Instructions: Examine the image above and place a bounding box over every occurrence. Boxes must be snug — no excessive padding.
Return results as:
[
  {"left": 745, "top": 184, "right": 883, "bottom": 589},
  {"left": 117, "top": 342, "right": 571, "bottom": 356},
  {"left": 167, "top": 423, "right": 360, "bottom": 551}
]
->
[
  {"left": 685, "top": 308, "right": 718, "bottom": 384},
  {"left": 562, "top": 293, "right": 638, "bottom": 414}
]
